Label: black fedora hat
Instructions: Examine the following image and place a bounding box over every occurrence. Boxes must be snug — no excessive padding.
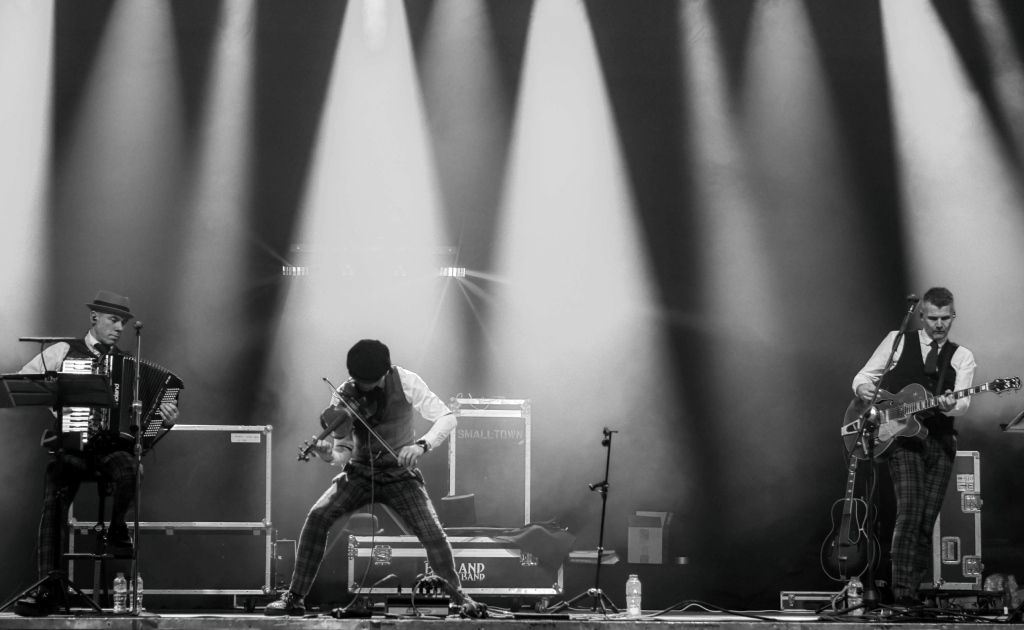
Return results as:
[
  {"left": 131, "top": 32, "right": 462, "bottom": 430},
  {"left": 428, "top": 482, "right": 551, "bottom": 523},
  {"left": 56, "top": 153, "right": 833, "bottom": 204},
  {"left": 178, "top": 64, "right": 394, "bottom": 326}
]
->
[{"left": 85, "top": 290, "right": 134, "bottom": 322}]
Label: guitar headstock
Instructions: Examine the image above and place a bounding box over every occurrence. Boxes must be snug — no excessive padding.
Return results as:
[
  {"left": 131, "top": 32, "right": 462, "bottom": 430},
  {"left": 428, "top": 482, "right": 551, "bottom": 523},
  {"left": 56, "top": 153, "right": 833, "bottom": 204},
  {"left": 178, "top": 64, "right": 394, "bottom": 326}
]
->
[{"left": 991, "top": 377, "right": 1022, "bottom": 394}]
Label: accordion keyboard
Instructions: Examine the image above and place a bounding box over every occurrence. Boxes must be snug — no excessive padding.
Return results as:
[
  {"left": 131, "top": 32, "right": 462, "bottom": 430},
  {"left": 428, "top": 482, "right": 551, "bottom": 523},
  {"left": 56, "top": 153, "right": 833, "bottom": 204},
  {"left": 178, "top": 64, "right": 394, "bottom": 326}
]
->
[{"left": 60, "top": 358, "right": 95, "bottom": 436}]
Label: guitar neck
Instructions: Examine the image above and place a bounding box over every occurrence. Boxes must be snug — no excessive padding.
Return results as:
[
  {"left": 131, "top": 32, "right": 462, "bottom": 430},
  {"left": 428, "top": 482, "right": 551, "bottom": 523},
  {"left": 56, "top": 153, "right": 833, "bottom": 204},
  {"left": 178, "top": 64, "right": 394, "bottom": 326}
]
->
[
  {"left": 902, "top": 382, "right": 993, "bottom": 415},
  {"left": 841, "top": 458, "right": 858, "bottom": 516}
]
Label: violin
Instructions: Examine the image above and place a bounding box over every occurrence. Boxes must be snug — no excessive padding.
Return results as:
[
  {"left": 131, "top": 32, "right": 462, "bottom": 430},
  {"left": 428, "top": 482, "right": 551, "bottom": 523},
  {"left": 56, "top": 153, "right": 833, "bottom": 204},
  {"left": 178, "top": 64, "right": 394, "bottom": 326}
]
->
[{"left": 297, "top": 378, "right": 378, "bottom": 462}]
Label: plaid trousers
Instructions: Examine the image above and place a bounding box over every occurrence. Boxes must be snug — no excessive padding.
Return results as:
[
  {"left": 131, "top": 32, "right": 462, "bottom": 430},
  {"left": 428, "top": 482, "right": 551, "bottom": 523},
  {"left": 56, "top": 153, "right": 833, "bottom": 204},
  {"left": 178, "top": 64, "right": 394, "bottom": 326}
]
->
[
  {"left": 887, "top": 433, "right": 955, "bottom": 599},
  {"left": 38, "top": 450, "right": 138, "bottom": 578},
  {"left": 290, "top": 462, "right": 462, "bottom": 601}
]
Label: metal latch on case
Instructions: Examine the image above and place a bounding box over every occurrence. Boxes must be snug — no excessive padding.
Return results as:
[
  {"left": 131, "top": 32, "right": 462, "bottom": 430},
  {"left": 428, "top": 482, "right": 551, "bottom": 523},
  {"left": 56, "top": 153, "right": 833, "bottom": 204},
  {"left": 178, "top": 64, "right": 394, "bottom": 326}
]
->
[
  {"left": 961, "top": 493, "right": 982, "bottom": 512},
  {"left": 963, "top": 556, "right": 983, "bottom": 577}
]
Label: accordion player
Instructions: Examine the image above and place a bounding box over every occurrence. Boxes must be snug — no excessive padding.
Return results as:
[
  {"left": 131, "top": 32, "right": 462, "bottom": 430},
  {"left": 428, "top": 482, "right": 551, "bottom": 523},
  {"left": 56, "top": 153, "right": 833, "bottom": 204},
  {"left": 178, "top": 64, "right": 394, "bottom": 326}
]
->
[{"left": 10, "top": 290, "right": 183, "bottom": 619}]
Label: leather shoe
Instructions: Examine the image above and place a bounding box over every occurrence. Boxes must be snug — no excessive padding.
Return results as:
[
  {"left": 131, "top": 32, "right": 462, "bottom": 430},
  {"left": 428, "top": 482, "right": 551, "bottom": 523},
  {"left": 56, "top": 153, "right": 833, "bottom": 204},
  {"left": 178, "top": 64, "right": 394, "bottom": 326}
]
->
[
  {"left": 459, "top": 594, "right": 487, "bottom": 619},
  {"left": 264, "top": 591, "right": 305, "bottom": 616},
  {"left": 13, "top": 585, "right": 59, "bottom": 617},
  {"left": 106, "top": 524, "right": 134, "bottom": 551}
]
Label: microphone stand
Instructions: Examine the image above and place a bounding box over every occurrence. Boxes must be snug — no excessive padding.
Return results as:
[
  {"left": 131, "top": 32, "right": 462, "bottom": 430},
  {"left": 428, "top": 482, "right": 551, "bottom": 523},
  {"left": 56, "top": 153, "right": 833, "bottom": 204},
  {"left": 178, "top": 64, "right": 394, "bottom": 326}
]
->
[
  {"left": 852, "top": 295, "right": 919, "bottom": 611},
  {"left": 550, "top": 427, "right": 619, "bottom": 614},
  {"left": 129, "top": 322, "right": 144, "bottom": 616}
]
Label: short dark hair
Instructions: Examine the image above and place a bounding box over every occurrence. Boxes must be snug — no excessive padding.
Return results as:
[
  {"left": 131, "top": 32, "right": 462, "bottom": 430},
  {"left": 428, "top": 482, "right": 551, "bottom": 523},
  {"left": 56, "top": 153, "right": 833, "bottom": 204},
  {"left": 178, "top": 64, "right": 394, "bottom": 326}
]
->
[{"left": 922, "top": 287, "right": 954, "bottom": 308}]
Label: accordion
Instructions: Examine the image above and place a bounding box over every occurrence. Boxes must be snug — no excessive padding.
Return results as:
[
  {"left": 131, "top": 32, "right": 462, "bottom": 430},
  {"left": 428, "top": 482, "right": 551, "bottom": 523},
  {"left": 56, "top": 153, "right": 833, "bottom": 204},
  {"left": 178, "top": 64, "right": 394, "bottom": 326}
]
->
[{"left": 60, "top": 354, "right": 184, "bottom": 453}]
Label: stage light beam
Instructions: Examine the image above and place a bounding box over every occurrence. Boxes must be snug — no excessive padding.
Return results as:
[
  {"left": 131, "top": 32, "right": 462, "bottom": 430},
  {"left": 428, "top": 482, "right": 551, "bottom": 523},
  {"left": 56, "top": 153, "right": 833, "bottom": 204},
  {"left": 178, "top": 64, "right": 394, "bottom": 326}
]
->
[
  {"left": 969, "top": 0, "right": 1024, "bottom": 158},
  {"left": 49, "top": 0, "right": 186, "bottom": 299},
  {"left": 490, "top": 0, "right": 684, "bottom": 536},
  {"left": 882, "top": 0, "right": 1024, "bottom": 414},
  {"left": 680, "top": 0, "right": 873, "bottom": 535},
  {"left": 0, "top": 0, "right": 53, "bottom": 353},
  {"left": 165, "top": 0, "right": 255, "bottom": 414},
  {"left": 264, "top": 0, "right": 455, "bottom": 492}
]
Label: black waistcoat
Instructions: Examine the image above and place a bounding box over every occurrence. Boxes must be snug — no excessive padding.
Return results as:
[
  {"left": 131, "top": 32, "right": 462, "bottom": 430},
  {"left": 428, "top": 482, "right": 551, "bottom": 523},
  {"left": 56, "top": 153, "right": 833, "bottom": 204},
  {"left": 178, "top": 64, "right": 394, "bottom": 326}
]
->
[
  {"left": 879, "top": 332, "right": 959, "bottom": 435},
  {"left": 350, "top": 367, "right": 414, "bottom": 467},
  {"left": 62, "top": 339, "right": 123, "bottom": 361}
]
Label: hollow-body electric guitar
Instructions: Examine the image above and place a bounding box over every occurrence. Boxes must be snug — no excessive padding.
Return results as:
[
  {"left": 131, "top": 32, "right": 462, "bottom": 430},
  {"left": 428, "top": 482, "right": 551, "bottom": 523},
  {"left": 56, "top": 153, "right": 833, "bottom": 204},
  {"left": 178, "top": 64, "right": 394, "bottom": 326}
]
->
[
  {"left": 842, "top": 377, "right": 1020, "bottom": 460},
  {"left": 820, "top": 456, "right": 878, "bottom": 581}
]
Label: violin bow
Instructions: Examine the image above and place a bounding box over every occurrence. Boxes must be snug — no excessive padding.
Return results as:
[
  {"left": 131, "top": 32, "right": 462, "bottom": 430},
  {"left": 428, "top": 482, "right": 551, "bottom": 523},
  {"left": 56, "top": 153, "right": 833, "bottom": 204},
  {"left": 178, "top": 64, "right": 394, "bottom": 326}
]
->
[{"left": 322, "top": 377, "right": 400, "bottom": 460}]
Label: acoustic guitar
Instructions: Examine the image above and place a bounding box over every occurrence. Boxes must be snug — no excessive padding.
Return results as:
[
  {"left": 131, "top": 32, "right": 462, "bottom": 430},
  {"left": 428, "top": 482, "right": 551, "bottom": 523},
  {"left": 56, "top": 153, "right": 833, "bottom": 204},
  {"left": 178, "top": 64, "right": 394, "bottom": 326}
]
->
[{"left": 820, "top": 456, "right": 878, "bottom": 581}]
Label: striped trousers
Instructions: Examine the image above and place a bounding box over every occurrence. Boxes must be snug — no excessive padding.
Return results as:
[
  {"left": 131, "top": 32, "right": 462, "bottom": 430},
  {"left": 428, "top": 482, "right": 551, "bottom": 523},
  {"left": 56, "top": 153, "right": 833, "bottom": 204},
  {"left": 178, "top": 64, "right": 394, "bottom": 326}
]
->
[
  {"left": 38, "top": 450, "right": 138, "bottom": 578},
  {"left": 887, "top": 433, "right": 955, "bottom": 600},
  {"left": 289, "top": 462, "right": 463, "bottom": 601}
]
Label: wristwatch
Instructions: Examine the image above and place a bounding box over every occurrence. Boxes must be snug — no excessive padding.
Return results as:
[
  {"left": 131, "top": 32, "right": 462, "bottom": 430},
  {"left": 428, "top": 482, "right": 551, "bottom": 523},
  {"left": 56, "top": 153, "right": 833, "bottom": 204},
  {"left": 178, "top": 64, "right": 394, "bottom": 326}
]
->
[{"left": 414, "top": 439, "right": 431, "bottom": 453}]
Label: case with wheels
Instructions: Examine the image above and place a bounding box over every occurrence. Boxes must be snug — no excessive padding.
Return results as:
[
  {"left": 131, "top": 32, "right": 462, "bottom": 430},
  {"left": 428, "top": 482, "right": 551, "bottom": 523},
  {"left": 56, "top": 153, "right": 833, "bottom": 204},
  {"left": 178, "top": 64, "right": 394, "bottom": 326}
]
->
[
  {"left": 925, "top": 450, "right": 982, "bottom": 590},
  {"left": 348, "top": 534, "right": 562, "bottom": 597}
]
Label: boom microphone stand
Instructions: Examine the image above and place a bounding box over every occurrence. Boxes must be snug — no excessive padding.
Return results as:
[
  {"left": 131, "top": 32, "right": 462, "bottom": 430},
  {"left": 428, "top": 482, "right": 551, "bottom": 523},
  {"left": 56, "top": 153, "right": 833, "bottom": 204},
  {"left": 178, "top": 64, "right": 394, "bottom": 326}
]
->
[
  {"left": 550, "top": 427, "right": 619, "bottom": 614},
  {"left": 851, "top": 294, "right": 919, "bottom": 611}
]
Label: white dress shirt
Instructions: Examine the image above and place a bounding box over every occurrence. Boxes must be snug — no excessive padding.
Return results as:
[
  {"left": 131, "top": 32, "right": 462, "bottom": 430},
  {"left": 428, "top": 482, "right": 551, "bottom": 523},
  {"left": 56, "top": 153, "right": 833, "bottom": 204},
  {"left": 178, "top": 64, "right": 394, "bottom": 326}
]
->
[
  {"left": 331, "top": 366, "right": 457, "bottom": 450},
  {"left": 852, "top": 329, "right": 976, "bottom": 416}
]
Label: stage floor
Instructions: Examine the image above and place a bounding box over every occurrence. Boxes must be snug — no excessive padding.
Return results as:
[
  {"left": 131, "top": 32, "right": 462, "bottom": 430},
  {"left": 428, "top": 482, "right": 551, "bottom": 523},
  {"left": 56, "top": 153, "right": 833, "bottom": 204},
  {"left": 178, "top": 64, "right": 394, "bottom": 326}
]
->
[{"left": 0, "top": 609, "right": 1012, "bottom": 629}]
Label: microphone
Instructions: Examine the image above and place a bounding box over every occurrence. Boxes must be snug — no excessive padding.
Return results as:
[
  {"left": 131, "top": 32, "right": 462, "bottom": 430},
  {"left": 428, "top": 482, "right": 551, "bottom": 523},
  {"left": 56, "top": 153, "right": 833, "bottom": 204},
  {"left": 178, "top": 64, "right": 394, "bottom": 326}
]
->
[
  {"left": 904, "top": 294, "right": 920, "bottom": 314},
  {"left": 134, "top": 321, "right": 143, "bottom": 331}
]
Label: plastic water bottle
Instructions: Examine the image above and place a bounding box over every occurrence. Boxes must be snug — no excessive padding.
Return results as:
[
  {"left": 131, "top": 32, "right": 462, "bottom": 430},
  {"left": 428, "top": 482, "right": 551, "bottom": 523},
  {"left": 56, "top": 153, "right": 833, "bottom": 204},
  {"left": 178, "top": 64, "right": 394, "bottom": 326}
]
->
[
  {"left": 128, "top": 574, "right": 143, "bottom": 612},
  {"left": 626, "top": 574, "right": 642, "bottom": 617},
  {"left": 113, "top": 573, "right": 127, "bottom": 614},
  {"left": 847, "top": 576, "right": 863, "bottom": 615}
]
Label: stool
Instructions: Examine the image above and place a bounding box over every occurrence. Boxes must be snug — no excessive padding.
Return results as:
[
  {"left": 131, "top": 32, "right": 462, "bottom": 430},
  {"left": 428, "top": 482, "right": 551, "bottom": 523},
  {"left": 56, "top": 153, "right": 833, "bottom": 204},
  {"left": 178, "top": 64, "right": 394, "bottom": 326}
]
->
[{"left": 64, "top": 472, "right": 118, "bottom": 607}]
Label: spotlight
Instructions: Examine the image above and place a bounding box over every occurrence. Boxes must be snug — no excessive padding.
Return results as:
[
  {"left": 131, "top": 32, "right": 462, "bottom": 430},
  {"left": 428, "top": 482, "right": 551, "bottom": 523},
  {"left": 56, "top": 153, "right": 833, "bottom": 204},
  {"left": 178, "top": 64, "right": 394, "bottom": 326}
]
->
[
  {"left": 439, "top": 267, "right": 466, "bottom": 278},
  {"left": 282, "top": 266, "right": 309, "bottom": 277}
]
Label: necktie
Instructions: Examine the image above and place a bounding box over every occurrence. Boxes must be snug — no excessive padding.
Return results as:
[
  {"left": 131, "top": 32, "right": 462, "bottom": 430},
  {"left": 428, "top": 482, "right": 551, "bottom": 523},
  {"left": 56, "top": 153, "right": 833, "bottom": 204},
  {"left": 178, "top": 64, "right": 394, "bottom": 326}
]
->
[{"left": 924, "top": 340, "right": 939, "bottom": 375}]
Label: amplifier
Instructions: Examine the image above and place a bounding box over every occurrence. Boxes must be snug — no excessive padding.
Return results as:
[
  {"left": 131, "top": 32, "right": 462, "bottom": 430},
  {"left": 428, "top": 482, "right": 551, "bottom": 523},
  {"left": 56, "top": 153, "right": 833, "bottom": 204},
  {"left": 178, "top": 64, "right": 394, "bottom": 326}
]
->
[
  {"left": 348, "top": 535, "right": 562, "bottom": 597},
  {"left": 924, "top": 450, "right": 983, "bottom": 590}
]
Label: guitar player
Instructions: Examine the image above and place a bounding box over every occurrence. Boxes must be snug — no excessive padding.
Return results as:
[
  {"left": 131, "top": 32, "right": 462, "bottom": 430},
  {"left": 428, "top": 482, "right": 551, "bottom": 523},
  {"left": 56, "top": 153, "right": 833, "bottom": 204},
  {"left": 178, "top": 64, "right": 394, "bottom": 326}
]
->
[{"left": 852, "top": 286, "right": 976, "bottom": 607}]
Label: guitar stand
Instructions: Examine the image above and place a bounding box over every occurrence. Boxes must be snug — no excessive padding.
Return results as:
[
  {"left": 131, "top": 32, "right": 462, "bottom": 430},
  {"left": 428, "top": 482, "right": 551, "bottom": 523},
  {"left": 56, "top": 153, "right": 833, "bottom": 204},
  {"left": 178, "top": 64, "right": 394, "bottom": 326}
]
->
[{"left": 550, "top": 428, "right": 619, "bottom": 615}]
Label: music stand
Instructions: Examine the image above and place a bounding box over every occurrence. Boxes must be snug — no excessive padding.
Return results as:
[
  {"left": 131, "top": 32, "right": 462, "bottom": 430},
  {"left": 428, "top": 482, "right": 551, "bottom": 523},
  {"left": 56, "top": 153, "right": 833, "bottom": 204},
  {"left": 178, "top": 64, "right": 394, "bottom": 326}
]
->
[{"left": 0, "top": 372, "right": 114, "bottom": 615}]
